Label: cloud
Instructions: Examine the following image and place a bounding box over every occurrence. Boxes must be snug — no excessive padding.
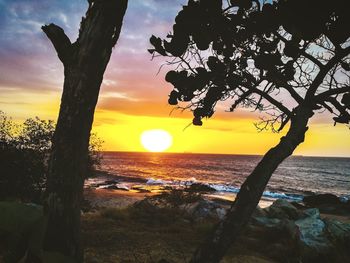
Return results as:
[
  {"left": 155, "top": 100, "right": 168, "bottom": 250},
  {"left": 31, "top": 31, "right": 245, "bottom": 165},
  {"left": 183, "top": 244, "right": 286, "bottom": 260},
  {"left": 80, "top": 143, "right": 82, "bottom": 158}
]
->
[
  {"left": 0, "top": 0, "right": 214, "bottom": 122},
  {"left": 100, "top": 91, "right": 139, "bottom": 102},
  {"left": 97, "top": 96, "right": 178, "bottom": 118}
]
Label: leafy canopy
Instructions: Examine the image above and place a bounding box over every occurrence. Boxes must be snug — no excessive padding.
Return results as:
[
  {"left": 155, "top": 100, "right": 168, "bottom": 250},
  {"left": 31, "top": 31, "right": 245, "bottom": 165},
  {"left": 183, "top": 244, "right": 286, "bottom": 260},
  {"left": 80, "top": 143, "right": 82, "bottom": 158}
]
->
[{"left": 150, "top": 0, "right": 350, "bottom": 130}]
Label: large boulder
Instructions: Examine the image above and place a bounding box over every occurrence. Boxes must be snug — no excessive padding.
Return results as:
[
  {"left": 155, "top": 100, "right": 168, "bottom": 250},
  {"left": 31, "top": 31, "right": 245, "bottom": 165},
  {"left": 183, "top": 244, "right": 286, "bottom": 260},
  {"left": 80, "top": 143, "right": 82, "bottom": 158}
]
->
[
  {"left": 264, "top": 199, "right": 300, "bottom": 220},
  {"left": 185, "top": 199, "right": 226, "bottom": 221},
  {"left": 324, "top": 219, "right": 350, "bottom": 261},
  {"left": 250, "top": 200, "right": 350, "bottom": 262},
  {"left": 186, "top": 183, "right": 216, "bottom": 193},
  {"left": 252, "top": 206, "right": 268, "bottom": 218},
  {"left": 303, "top": 194, "right": 341, "bottom": 206},
  {"left": 295, "top": 208, "right": 333, "bottom": 261},
  {"left": 251, "top": 216, "right": 282, "bottom": 228},
  {"left": 246, "top": 214, "right": 300, "bottom": 261},
  {"left": 325, "top": 219, "right": 350, "bottom": 249},
  {"left": 303, "top": 194, "right": 350, "bottom": 215}
]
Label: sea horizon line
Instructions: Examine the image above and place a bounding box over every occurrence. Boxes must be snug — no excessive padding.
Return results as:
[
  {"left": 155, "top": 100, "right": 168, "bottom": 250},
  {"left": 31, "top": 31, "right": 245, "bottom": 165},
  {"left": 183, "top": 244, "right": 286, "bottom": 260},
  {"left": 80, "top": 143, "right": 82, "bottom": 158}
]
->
[{"left": 99, "top": 150, "right": 350, "bottom": 159}]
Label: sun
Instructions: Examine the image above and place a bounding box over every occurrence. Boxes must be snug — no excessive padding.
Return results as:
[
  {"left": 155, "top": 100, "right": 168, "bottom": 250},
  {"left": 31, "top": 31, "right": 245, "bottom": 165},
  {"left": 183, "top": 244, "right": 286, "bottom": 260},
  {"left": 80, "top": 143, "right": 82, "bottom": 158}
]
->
[{"left": 140, "top": 129, "right": 173, "bottom": 152}]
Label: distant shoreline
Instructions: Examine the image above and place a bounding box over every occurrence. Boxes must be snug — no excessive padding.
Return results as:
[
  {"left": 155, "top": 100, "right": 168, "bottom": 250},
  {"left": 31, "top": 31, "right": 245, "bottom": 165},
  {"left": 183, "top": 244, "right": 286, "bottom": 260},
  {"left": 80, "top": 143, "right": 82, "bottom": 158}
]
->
[{"left": 98, "top": 150, "right": 350, "bottom": 159}]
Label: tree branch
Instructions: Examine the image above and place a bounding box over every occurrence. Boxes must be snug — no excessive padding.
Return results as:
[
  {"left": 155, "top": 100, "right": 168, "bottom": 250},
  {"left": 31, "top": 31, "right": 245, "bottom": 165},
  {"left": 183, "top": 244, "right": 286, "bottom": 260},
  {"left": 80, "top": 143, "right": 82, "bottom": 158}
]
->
[
  {"left": 229, "top": 90, "right": 253, "bottom": 111},
  {"left": 42, "top": 23, "right": 73, "bottom": 65},
  {"left": 300, "top": 50, "right": 324, "bottom": 69},
  {"left": 278, "top": 114, "right": 291, "bottom": 132},
  {"left": 274, "top": 31, "right": 324, "bottom": 68},
  {"left": 240, "top": 71, "right": 292, "bottom": 116},
  {"left": 326, "top": 97, "right": 350, "bottom": 118},
  {"left": 279, "top": 84, "right": 304, "bottom": 104},
  {"left": 250, "top": 87, "right": 292, "bottom": 116},
  {"left": 305, "top": 46, "right": 350, "bottom": 101},
  {"left": 315, "top": 86, "right": 350, "bottom": 100}
]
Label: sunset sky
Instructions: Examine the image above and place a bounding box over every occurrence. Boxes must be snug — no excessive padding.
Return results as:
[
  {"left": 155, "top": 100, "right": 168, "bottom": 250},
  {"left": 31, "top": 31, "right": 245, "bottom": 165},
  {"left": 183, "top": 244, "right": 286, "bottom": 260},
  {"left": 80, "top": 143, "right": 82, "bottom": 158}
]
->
[{"left": 0, "top": 0, "right": 349, "bottom": 157}]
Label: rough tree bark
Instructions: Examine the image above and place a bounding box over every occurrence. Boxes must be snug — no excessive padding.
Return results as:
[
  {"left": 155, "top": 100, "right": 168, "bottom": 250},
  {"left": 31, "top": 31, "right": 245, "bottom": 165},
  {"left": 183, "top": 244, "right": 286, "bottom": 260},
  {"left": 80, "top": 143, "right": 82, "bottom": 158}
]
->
[
  {"left": 190, "top": 105, "right": 314, "bottom": 263},
  {"left": 42, "top": 1, "right": 128, "bottom": 261}
]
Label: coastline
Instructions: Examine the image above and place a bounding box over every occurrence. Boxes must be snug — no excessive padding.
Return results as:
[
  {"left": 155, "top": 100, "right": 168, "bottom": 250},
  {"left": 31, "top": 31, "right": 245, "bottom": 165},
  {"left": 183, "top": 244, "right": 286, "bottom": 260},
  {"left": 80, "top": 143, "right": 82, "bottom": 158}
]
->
[
  {"left": 81, "top": 179, "right": 350, "bottom": 263},
  {"left": 85, "top": 169, "right": 349, "bottom": 209}
]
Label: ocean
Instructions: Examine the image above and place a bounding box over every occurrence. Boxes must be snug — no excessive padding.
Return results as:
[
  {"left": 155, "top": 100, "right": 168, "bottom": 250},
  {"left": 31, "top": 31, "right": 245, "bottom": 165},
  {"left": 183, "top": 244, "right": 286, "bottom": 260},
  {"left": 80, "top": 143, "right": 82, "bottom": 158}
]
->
[{"left": 86, "top": 152, "right": 350, "bottom": 202}]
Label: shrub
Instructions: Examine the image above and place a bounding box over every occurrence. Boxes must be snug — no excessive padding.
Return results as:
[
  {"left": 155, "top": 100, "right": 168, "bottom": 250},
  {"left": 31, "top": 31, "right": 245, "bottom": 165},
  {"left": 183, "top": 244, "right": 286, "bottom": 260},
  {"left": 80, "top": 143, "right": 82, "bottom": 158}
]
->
[
  {"left": 158, "top": 189, "right": 203, "bottom": 208},
  {"left": 0, "top": 111, "right": 103, "bottom": 202}
]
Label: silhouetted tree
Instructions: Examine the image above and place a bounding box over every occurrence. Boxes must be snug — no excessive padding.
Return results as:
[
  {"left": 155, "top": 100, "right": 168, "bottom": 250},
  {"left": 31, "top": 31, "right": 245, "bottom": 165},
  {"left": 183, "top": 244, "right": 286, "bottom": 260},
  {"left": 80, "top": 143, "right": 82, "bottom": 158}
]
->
[
  {"left": 42, "top": 0, "right": 128, "bottom": 261},
  {"left": 150, "top": 0, "right": 350, "bottom": 262}
]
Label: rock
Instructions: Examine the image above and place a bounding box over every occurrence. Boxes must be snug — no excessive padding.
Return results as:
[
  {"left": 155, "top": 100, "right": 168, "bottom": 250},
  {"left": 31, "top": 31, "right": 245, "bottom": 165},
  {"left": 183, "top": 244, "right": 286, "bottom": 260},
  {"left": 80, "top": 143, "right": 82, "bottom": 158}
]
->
[
  {"left": 252, "top": 216, "right": 282, "bottom": 228},
  {"left": 282, "top": 219, "right": 300, "bottom": 242},
  {"left": 322, "top": 204, "right": 350, "bottom": 216},
  {"left": 186, "top": 199, "right": 224, "bottom": 221},
  {"left": 324, "top": 219, "right": 350, "bottom": 247},
  {"left": 295, "top": 208, "right": 333, "bottom": 260},
  {"left": 247, "top": 200, "right": 350, "bottom": 262},
  {"left": 265, "top": 199, "right": 300, "bottom": 220},
  {"left": 104, "top": 179, "right": 120, "bottom": 185},
  {"left": 244, "top": 217, "right": 300, "bottom": 261},
  {"left": 216, "top": 207, "right": 227, "bottom": 219},
  {"left": 252, "top": 206, "right": 268, "bottom": 218},
  {"left": 303, "top": 194, "right": 350, "bottom": 216},
  {"left": 210, "top": 197, "right": 232, "bottom": 207},
  {"left": 302, "top": 207, "right": 320, "bottom": 217},
  {"left": 291, "top": 201, "right": 306, "bottom": 209},
  {"left": 102, "top": 184, "right": 129, "bottom": 191},
  {"left": 303, "top": 194, "right": 341, "bottom": 207},
  {"left": 186, "top": 183, "right": 216, "bottom": 193}
]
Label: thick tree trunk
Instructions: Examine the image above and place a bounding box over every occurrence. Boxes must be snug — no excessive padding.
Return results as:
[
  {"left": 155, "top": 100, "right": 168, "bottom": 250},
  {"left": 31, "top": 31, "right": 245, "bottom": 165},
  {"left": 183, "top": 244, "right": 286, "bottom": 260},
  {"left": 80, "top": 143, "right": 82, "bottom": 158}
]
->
[
  {"left": 190, "top": 105, "right": 314, "bottom": 263},
  {"left": 42, "top": 1, "right": 128, "bottom": 262}
]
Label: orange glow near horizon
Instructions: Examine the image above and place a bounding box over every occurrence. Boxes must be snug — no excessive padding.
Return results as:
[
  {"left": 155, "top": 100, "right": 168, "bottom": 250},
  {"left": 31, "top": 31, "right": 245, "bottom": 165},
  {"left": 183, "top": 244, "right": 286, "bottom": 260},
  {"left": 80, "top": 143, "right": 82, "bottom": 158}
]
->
[
  {"left": 88, "top": 110, "right": 350, "bottom": 157},
  {"left": 2, "top": 92, "right": 350, "bottom": 157}
]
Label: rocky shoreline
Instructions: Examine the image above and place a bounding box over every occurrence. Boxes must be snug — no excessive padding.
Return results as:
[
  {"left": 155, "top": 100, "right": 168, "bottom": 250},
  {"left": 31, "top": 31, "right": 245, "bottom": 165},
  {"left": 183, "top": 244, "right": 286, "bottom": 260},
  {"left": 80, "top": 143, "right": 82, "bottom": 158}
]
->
[
  {"left": 138, "top": 194, "right": 350, "bottom": 262},
  {"left": 83, "top": 182, "right": 350, "bottom": 263}
]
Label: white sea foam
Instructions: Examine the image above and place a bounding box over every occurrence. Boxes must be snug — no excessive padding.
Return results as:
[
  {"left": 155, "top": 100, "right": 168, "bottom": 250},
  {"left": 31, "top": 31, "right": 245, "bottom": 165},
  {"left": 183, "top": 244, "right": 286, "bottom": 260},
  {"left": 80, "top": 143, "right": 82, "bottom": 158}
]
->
[
  {"left": 144, "top": 178, "right": 304, "bottom": 201},
  {"left": 210, "top": 184, "right": 240, "bottom": 193},
  {"left": 146, "top": 178, "right": 172, "bottom": 185},
  {"left": 262, "top": 191, "right": 303, "bottom": 201},
  {"left": 116, "top": 184, "right": 130, "bottom": 191},
  {"left": 340, "top": 195, "right": 350, "bottom": 202}
]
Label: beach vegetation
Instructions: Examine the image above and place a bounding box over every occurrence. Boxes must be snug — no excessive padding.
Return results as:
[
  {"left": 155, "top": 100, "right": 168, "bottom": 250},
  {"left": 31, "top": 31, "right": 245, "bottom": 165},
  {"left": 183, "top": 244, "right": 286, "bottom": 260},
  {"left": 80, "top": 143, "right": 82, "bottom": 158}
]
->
[{"left": 0, "top": 111, "right": 103, "bottom": 202}]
